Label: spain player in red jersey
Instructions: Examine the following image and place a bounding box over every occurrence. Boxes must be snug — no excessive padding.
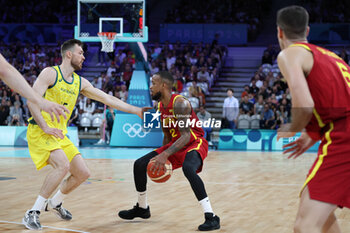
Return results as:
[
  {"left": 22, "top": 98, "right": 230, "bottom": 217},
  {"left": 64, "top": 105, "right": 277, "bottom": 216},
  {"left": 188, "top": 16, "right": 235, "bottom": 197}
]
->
[
  {"left": 276, "top": 5, "right": 350, "bottom": 233},
  {"left": 118, "top": 71, "right": 220, "bottom": 231}
]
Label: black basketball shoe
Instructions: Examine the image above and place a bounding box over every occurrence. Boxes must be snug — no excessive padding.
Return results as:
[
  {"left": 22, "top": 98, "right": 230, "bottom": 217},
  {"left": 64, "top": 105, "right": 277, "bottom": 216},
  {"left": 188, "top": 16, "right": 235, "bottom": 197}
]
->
[
  {"left": 118, "top": 203, "right": 151, "bottom": 220},
  {"left": 198, "top": 213, "right": 220, "bottom": 231}
]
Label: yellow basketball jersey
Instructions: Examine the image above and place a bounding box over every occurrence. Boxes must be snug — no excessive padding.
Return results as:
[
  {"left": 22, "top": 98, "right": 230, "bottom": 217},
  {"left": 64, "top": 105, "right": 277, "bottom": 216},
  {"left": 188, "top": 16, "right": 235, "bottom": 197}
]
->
[{"left": 29, "top": 66, "right": 81, "bottom": 135}]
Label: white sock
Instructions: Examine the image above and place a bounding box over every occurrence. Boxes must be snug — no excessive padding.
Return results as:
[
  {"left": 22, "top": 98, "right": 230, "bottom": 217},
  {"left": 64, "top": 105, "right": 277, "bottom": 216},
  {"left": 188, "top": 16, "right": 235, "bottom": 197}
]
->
[
  {"left": 51, "top": 190, "right": 67, "bottom": 207},
  {"left": 137, "top": 191, "right": 147, "bottom": 209},
  {"left": 31, "top": 195, "right": 47, "bottom": 211},
  {"left": 199, "top": 197, "right": 214, "bottom": 215}
]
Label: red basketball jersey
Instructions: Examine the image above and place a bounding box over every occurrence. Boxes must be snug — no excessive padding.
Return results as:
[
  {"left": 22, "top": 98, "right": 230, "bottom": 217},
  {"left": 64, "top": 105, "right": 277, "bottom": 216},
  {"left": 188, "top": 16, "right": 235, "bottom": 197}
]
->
[
  {"left": 291, "top": 43, "right": 350, "bottom": 139},
  {"left": 158, "top": 94, "right": 205, "bottom": 143}
]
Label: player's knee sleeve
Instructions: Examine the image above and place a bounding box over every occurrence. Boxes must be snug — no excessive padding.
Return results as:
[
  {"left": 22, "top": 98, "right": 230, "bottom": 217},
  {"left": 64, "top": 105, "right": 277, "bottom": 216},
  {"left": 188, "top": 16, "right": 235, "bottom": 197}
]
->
[
  {"left": 182, "top": 161, "right": 196, "bottom": 178},
  {"left": 134, "top": 151, "right": 158, "bottom": 175},
  {"left": 182, "top": 151, "right": 202, "bottom": 177}
]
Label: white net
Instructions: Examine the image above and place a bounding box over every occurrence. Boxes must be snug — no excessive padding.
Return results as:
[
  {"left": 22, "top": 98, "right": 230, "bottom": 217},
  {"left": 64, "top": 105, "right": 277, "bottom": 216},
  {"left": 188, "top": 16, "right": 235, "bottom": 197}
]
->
[{"left": 98, "top": 32, "right": 117, "bottom": 53}]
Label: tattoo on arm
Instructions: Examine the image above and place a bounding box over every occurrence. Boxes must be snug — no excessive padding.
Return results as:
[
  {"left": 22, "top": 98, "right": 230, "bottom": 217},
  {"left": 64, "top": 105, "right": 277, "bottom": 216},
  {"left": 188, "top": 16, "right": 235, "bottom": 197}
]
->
[{"left": 163, "top": 98, "right": 192, "bottom": 156}]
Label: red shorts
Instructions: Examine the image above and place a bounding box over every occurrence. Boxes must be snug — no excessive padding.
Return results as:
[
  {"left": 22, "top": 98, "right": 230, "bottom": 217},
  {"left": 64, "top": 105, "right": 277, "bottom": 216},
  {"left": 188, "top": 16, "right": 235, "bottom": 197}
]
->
[
  {"left": 155, "top": 137, "right": 208, "bottom": 173},
  {"left": 304, "top": 119, "right": 350, "bottom": 208}
]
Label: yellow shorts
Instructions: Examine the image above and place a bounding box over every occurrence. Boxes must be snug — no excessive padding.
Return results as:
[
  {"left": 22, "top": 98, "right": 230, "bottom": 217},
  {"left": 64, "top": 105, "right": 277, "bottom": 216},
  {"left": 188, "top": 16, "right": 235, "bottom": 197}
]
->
[{"left": 27, "top": 124, "right": 80, "bottom": 170}]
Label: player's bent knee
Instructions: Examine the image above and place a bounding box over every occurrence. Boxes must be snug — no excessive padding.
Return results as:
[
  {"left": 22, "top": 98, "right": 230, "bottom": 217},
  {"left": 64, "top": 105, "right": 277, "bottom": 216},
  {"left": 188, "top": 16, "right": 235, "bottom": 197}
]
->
[
  {"left": 80, "top": 168, "right": 91, "bottom": 181},
  {"left": 294, "top": 218, "right": 317, "bottom": 233},
  {"left": 134, "top": 157, "right": 147, "bottom": 171},
  {"left": 57, "top": 162, "right": 70, "bottom": 176},
  {"left": 182, "top": 163, "right": 195, "bottom": 177}
]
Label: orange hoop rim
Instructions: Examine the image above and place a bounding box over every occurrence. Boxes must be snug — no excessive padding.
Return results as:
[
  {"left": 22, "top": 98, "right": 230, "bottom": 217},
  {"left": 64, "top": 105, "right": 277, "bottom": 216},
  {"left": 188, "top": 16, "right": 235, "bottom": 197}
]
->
[{"left": 97, "top": 32, "right": 117, "bottom": 40}]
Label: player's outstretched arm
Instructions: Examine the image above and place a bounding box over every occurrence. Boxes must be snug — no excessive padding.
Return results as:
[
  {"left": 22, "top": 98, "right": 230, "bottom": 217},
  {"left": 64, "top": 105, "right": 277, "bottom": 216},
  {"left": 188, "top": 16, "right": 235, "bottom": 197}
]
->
[
  {"left": 27, "top": 68, "right": 64, "bottom": 139},
  {"left": 277, "top": 47, "right": 314, "bottom": 140},
  {"left": 150, "top": 97, "right": 192, "bottom": 173},
  {"left": 80, "top": 77, "right": 142, "bottom": 118},
  {"left": 0, "top": 54, "right": 69, "bottom": 121}
]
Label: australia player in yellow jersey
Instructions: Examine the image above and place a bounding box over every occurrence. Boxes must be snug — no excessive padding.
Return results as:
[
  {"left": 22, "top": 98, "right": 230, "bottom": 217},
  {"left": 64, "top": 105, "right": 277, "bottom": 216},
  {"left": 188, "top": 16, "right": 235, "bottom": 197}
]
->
[{"left": 22, "top": 39, "right": 143, "bottom": 230}]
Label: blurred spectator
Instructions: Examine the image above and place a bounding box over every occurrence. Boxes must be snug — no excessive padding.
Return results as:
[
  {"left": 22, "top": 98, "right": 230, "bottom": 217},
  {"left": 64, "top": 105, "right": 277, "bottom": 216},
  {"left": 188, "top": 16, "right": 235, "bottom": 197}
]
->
[
  {"left": 96, "top": 106, "right": 117, "bottom": 145},
  {"left": 166, "top": 51, "right": 176, "bottom": 70},
  {"left": 119, "top": 84, "right": 128, "bottom": 102},
  {"left": 239, "top": 95, "right": 254, "bottom": 116},
  {"left": 9, "top": 101, "right": 24, "bottom": 125},
  {"left": 83, "top": 98, "right": 96, "bottom": 115},
  {"left": 149, "top": 61, "right": 159, "bottom": 75},
  {"left": 260, "top": 104, "right": 274, "bottom": 129},
  {"left": 197, "top": 105, "right": 213, "bottom": 144},
  {"left": 68, "top": 105, "right": 80, "bottom": 127},
  {"left": 122, "top": 63, "right": 133, "bottom": 87},
  {"left": 197, "top": 66, "right": 211, "bottom": 88},
  {"left": 107, "top": 62, "right": 118, "bottom": 77},
  {"left": 173, "top": 71, "right": 184, "bottom": 93},
  {"left": 254, "top": 95, "right": 264, "bottom": 115},
  {"left": 9, "top": 114, "right": 21, "bottom": 126},
  {"left": 0, "top": 98, "right": 9, "bottom": 125},
  {"left": 261, "top": 51, "right": 273, "bottom": 65},
  {"left": 91, "top": 76, "right": 102, "bottom": 89},
  {"left": 189, "top": 81, "right": 205, "bottom": 106},
  {"left": 249, "top": 80, "right": 259, "bottom": 96},
  {"left": 241, "top": 85, "right": 250, "bottom": 98},
  {"left": 222, "top": 88, "right": 239, "bottom": 129},
  {"left": 248, "top": 93, "right": 256, "bottom": 105}
]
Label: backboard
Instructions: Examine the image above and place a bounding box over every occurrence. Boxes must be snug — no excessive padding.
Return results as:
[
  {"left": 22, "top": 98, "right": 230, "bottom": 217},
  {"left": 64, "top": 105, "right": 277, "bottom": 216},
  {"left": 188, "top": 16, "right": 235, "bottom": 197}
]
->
[{"left": 75, "top": 0, "right": 148, "bottom": 43}]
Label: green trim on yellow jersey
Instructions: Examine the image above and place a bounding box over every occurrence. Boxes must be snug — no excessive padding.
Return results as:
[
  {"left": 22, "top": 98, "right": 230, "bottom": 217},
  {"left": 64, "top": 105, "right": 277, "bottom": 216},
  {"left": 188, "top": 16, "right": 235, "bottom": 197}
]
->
[
  {"left": 48, "top": 67, "right": 58, "bottom": 89},
  {"left": 58, "top": 65, "right": 74, "bottom": 85}
]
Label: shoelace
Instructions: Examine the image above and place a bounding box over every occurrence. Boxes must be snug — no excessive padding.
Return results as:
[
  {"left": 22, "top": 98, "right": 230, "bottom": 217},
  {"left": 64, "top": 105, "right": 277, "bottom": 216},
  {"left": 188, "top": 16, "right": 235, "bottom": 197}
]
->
[
  {"left": 56, "top": 206, "right": 68, "bottom": 216},
  {"left": 29, "top": 211, "right": 40, "bottom": 224}
]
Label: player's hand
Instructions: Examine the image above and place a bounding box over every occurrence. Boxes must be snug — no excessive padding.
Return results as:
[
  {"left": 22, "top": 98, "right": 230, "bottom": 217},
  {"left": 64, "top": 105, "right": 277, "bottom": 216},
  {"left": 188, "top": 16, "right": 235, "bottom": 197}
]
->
[
  {"left": 283, "top": 132, "right": 317, "bottom": 159},
  {"left": 43, "top": 126, "right": 64, "bottom": 139},
  {"left": 140, "top": 107, "right": 153, "bottom": 120},
  {"left": 40, "top": 99, "right": 70, "bottom": 123},
  {"left": 150, "top": 153, "right": 168, "bottom": 175},
  {"left": 277, "top": 123, "right": 297, "bottom": 141}
]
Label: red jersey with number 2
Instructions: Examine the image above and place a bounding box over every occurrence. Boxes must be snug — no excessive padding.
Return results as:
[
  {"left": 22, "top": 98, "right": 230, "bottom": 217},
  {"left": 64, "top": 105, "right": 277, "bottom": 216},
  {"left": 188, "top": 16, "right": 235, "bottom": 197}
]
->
[
  {"left": 158, "top": 94, "right": 205, "bottom": 142},
  {"left": 155, "top": 94, "right": 208, "bottom": 172}
]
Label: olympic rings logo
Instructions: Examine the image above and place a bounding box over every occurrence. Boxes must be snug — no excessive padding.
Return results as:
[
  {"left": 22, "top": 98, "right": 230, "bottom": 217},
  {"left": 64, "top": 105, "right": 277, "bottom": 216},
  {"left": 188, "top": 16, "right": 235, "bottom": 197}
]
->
[{"left": 123, "top": 123, "right": 151, "bottom": 138}]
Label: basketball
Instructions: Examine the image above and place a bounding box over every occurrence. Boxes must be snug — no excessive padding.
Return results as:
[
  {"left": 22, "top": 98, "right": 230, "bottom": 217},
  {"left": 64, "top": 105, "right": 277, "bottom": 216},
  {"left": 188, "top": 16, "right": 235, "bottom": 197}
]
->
[{"left": 147, "top": 159, "right": 173, "bottom": 183}]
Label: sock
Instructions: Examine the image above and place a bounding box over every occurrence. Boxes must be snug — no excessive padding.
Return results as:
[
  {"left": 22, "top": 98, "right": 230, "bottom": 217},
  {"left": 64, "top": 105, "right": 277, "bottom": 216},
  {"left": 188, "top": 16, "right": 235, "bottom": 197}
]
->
[
  {"left": 31, "top": 195, "right": 47, "bottom": 211},
  {"left": 199, "top": 197, "right": 214, "bottom": 215},
  {"left": 51, "top": 190, "right": 67, "bottom": 207},
  {"left": 137, "top": 191, "right": 148, "bottom": 209}
]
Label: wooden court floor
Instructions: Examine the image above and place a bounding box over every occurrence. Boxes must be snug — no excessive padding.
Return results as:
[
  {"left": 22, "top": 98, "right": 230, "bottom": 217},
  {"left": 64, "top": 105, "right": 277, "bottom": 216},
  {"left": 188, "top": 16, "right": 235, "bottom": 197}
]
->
[{"left": 1, "top": 149, "right": 350, "bottom": 233}]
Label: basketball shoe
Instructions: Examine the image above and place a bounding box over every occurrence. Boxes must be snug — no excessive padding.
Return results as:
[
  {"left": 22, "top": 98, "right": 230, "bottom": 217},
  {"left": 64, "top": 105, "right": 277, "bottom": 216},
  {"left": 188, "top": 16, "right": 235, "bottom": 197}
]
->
[
  {"left": 44, "top": 200, "right": 72, "bottom": 220},
  {"left": 118, "top": 203, "right": 151, "bottom": 220},
  {"left": 22, "top": 210, "right": 42, "bottom": 230},
  {"left": 198, "top": 213, "right": 220, "bottom": 231}
]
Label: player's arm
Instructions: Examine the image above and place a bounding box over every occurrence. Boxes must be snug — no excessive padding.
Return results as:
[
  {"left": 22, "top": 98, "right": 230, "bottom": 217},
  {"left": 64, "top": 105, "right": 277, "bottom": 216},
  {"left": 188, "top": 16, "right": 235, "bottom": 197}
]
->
[
  {"left": 162, "top": 127, "right": 171, "bottom": 145},
  {"left": 80, "top": 78, "right": 142, "bottom": 118},
  {"left": 0, "top": 54, "right": 69, "bottom": 120},
  {"left": 151, "top": 97, "right": 192, "bottom": 173},
  {"left": 27, "top": 68, "right": 64, "bottom": 139},
  {"left": 277, "top": 47, "right": 314, "bottom": 140}
]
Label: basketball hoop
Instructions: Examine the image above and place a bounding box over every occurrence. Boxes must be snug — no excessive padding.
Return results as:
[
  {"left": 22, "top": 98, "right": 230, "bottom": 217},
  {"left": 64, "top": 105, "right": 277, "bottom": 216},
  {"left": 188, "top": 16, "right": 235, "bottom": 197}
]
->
[{"left": 97, "top": 32, "right": 117, "bottom": 53}]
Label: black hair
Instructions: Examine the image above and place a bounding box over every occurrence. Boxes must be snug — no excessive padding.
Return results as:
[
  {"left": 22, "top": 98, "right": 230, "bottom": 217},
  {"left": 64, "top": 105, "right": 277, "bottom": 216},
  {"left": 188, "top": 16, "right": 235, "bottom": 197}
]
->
[
  {"left": 277, "top": 5, "right": 309, "bottom": 39},
  {"left": 155, "top": 71, "right": 174, "bottom": 89}
]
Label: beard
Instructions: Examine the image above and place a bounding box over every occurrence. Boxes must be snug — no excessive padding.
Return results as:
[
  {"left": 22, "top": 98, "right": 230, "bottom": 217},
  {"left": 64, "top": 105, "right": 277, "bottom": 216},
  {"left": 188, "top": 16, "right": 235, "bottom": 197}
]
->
[
  {"left": 71, "top": 59, "right": 82, "bottom": 71},
  {"left": 151, "top": 91, "right": 162, "bottom": 101}
]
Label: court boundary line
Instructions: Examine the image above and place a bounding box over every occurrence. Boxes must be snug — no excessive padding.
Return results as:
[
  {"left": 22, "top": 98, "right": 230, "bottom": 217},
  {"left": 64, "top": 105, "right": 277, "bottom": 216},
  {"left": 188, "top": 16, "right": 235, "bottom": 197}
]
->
[{"left": 0, "top": 220, "right": 90, "bottom": 233}]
